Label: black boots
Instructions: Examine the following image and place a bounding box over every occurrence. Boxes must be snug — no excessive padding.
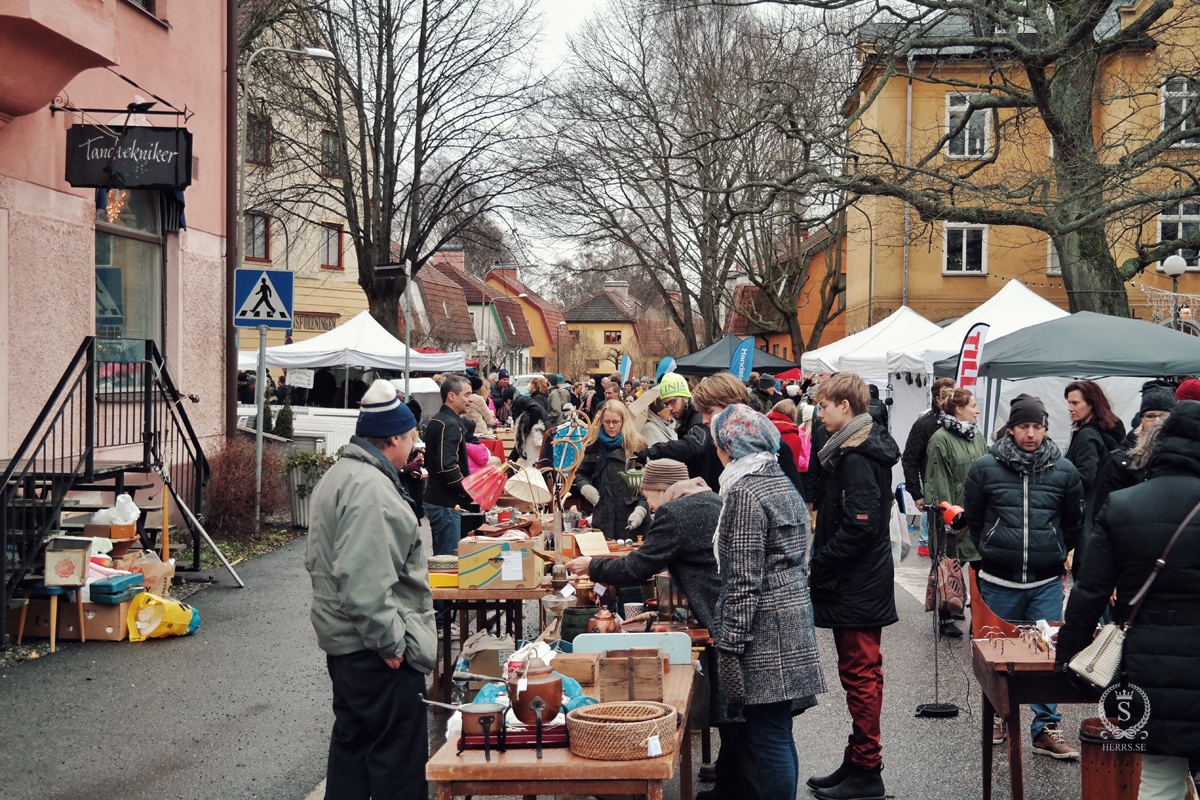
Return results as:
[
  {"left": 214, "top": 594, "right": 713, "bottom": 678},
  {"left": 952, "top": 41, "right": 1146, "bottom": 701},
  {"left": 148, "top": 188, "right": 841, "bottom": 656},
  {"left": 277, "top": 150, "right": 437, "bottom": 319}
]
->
[
  {"left": 806, "top": 761, "right": 850, "bottom": 790},
  {"left": 811, "top": 764, "right": 886, "bottom": 800}
]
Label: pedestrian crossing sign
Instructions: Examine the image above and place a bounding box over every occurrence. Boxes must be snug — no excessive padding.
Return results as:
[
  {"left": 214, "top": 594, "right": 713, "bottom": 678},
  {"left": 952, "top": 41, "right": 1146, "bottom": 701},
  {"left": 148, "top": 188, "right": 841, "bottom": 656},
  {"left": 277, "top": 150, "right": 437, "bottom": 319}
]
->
[{"left": 234, "top": 269, "right": 294, "bottom": 329}]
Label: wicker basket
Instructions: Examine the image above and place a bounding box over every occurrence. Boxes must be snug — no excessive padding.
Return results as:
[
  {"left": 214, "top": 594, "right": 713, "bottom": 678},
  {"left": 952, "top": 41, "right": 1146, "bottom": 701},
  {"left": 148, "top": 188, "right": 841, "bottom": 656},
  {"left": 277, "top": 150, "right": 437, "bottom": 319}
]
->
[{"left": 565, "top": 701, "right": 678, "bottom": 761}]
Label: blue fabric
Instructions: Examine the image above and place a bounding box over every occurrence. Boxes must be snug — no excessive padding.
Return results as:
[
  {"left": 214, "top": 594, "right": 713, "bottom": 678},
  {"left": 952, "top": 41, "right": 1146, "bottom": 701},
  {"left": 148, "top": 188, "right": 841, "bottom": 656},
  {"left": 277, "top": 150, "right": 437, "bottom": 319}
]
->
[
  {"left": 597, "top": 429, "right": 624, "bottom": 458},
  {"left": 742, "top": 701, "right": 798, "bottom": 800},
  {"left": 426, "top": 504, "right": 461, "bottom": 557},
  {"left": 977, "top": 579, "right": 1065, "bottom": 738},
  {"left": 357, "top": 401, "right": 417, "bottom": 437}
]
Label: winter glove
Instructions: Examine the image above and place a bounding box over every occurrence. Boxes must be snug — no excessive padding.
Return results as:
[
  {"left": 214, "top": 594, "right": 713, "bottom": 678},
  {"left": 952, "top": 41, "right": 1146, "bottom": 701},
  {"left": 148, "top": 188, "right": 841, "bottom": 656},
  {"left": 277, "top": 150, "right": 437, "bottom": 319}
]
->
[
  {"left": 634, "top": 448, "right": 652, "bottom": 464},
  {"left": 626, "top": 506, "right": 647, "bottom": 530},
  {"left": 717, "top": 650, "right": 746, "bottom": 712},
  {"left": 580, "top": 485, "right": 601, "bottom": 506}
]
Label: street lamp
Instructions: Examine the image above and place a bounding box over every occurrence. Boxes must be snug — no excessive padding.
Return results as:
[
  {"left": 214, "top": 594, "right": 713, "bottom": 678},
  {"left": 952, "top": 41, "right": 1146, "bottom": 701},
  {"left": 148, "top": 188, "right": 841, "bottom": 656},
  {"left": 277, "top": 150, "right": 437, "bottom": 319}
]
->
[
  {"left": 1163, "top": 254, "right": 1188, "bottom": 331},
  {"left": 240, "top": 45, "right": 334, "bottom": 525}
]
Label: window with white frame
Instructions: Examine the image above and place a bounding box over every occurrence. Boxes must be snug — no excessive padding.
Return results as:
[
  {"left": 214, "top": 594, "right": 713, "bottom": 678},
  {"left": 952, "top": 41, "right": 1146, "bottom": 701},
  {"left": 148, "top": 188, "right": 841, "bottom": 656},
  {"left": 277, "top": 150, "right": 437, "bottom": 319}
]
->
[
  {"left": 1047, "top": 237, "right": 1061, "bottom": 276},
  {"left": 1163, "top": 78, "right": 1200, "bottom": 147},
  {"left": 319, "top": 223, "right": 343, "bottom": 270},
  {"left": 946, "top": 93, "right": 989, "bottom": 158},
  {"left": 1158, "top": 201, "right": 1200, "bottom": 270},
  {"left": 944, "top": 224, "right": 987, "bottom": 274}
]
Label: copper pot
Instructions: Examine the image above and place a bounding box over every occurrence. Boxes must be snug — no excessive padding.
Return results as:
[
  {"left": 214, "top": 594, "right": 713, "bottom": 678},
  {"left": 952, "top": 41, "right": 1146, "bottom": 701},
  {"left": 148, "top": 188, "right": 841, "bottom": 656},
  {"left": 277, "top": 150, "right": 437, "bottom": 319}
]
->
[
  {"left": 587, "top": 607, "right": 622, "bottom": 634},
  {"left": 508, "top": 657, "right": 562, "bottom": 725},
  {"left": 420, "top": 697, "right": 507, "bottom": 735}
]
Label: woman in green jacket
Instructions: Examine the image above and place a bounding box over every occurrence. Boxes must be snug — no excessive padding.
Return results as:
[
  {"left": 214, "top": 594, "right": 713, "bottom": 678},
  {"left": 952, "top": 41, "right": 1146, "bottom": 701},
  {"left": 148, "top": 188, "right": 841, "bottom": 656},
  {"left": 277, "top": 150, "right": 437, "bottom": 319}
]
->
[{"left": 924, "top": 387, "right": 987, "bottom": 637}]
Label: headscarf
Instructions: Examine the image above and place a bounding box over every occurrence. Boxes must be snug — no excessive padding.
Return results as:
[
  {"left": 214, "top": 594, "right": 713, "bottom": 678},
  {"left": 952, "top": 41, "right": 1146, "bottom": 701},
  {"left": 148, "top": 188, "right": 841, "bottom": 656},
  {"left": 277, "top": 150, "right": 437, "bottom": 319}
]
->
[{"left": 710, "top": 403, "right": 779, "bottom": 460}]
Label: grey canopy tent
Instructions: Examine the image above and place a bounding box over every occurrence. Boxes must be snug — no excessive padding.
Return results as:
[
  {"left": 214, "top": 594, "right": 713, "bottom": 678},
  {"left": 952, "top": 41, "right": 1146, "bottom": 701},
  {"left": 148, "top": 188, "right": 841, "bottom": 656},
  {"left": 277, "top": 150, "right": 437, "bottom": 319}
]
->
[
  {"left": 933, "top": 311, "right": 1200, "bottom": 379},
  {"left": 672, "top": 333, "right": 802, "bottom": 376}
]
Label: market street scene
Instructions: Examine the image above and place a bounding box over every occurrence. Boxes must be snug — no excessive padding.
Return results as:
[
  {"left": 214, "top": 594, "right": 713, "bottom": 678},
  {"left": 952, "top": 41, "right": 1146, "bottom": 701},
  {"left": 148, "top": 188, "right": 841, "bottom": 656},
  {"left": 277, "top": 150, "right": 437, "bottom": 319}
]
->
[{"left": 2, "top": 1, "right": 1200, "bottom": 799}]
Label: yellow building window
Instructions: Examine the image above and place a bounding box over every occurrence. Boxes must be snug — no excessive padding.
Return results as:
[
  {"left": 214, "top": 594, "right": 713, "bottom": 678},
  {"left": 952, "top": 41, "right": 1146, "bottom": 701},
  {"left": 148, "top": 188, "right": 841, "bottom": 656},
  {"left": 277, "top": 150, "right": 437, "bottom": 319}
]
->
[{"left": 604, "top": 330, "right": 622, "bottom": 344}]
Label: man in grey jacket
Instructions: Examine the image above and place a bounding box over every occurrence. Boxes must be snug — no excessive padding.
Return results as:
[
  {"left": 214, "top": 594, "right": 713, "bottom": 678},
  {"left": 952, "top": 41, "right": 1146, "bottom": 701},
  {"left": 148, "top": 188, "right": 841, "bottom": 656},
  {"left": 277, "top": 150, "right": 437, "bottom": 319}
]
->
[{"left": 306, "top": 379, "right": 436, "bottom": 800}]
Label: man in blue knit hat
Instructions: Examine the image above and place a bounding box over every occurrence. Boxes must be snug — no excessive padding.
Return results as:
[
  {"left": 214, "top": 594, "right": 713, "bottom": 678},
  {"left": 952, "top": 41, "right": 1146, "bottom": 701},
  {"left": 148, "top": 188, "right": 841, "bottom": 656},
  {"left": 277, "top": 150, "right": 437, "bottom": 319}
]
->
[{"left": 306, "top": 379, "right": 435, "bottom": 800}]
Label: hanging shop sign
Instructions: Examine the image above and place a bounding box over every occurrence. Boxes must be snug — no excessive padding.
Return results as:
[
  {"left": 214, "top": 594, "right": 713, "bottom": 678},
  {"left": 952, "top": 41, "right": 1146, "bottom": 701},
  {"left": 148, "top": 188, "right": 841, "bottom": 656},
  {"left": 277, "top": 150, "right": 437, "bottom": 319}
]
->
[{"left": 65, "top": 125, "right": 193, "bottom": 190}]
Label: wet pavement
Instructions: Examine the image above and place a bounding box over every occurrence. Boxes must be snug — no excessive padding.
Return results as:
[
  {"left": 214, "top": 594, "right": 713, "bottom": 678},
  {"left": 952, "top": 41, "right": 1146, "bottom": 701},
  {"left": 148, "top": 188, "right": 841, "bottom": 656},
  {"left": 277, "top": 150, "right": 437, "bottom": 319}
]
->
[{"left": 0, "top": 525, "right": 1088, "bottom": 799}]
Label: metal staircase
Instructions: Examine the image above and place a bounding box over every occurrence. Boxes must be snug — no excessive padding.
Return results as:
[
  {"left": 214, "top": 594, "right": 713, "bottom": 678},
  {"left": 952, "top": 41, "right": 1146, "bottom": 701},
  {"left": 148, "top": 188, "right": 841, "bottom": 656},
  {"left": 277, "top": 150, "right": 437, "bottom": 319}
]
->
[{"left": 2, "top": 337, "right": 210, "bottom": 644}]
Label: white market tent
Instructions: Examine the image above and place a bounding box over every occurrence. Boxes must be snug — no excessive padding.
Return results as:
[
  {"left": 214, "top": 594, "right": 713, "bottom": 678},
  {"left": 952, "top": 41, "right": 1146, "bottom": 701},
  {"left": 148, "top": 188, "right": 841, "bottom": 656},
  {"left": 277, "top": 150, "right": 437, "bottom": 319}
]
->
[
  {"left": 258, "top": 311, "right": 466, "bottom": 372},
  {"left": 800, "top": 306, "right": 938, "bottom": 377},
  {"left": 887, "top": 280, "right": 1068, "bottom": 375}
]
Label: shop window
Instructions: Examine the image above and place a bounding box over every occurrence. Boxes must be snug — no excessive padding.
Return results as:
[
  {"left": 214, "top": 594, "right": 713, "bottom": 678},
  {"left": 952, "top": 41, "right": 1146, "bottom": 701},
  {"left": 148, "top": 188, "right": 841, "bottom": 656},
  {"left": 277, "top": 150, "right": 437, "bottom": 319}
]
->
[
  {"left": 1158, "top": 202, "right": 1200, "bottom": 270},
  {"left": 320, "top": 223, "right": 343, "bottom": 270},
  {"left": 247, "top": 114, "right": 272, "bottom": 166},
  {"left": 946, "top": 93, "right": 989, "bottom": 158},
  {"left": 95, "top": 189, "right": 164, "bottom": 361},
  {"left": 944, "top": 224, "right": 987, "bottom": 274},
  {"left": 1163, "top": 78, "right": 1200, "bottom": 147},
  {"left": 604, "top": 330, "right": 621, "bottom": 344},
  {"left": 320, "top": 130, "right": 341, "bottom": 178},
  {"left": 244, "top": 213, "right": 270, "bottom": 261}
]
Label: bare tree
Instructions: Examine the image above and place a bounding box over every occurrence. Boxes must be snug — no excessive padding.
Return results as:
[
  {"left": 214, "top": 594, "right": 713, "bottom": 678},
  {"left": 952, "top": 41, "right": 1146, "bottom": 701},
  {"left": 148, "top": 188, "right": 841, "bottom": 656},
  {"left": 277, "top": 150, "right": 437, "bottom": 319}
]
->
[
  {"left": 728, "top": 0, "right": 1200, "bottom": 315},
  {"left": 241, "top": 0, "right": 546, "bottom": 335}
]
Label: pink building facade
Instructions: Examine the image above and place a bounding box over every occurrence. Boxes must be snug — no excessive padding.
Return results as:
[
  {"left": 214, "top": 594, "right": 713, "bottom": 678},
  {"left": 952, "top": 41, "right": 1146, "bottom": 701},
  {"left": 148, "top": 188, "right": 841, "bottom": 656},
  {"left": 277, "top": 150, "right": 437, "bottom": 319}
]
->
[{"left": 0, "top": 0, "right": 228, "bottom": 455}]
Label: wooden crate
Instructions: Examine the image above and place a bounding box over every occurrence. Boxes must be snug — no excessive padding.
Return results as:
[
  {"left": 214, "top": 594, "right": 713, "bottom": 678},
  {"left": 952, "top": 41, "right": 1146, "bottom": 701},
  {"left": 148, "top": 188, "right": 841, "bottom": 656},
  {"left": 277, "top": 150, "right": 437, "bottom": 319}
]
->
[
  {"left": 597, "top": 648, "right": 665, "bottom": 702},
  {"left": 553, "top": 652, "right": 600, "bottom": 686}
]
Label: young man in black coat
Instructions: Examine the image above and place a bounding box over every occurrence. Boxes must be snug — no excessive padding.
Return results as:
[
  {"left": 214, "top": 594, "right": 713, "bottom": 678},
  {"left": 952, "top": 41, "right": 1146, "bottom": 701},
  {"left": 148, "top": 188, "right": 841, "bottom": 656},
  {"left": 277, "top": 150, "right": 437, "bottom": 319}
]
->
[
  {"left": 423, "top": 375, "right": 474, "bottom": 556},
  {"left": 807, "top": 373, "right": 900, "bottom": 800},
  {"left": 1056, "top": 400, "right": 1200, "bottom": 796}
]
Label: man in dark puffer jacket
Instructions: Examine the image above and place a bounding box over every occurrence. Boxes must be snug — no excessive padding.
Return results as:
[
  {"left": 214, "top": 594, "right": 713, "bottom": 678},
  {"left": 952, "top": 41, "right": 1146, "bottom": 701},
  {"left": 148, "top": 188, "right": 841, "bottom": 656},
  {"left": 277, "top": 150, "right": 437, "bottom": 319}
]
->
[
  {"left": 1056, "top": 400, "right": 1200, "bottom": 797},
  {"left": 807, "top": 373, "right": 900, "bottom": 800},
  {"left": 963, "top": 393, "right": 1084, "bottom": 759}
]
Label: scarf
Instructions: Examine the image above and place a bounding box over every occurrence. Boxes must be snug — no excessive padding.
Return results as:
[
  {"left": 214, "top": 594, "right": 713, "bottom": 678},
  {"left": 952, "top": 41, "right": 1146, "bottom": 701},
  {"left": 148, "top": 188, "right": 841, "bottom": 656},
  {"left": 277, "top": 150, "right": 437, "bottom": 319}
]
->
[
  {"left": 817, "top": 413, "right": 874, "bottom": 468},
  {"left": 712, "top": 452, "right": 777, "bottom": 570},
  {"left": 993, "top": 434, "right": 1062, "bottom": 475},
  {"left": 939, "top": 411, "right": 978, "bottom": 441},
  {"left": 597, "top": 429, "right": 624, "bottom": 458}
]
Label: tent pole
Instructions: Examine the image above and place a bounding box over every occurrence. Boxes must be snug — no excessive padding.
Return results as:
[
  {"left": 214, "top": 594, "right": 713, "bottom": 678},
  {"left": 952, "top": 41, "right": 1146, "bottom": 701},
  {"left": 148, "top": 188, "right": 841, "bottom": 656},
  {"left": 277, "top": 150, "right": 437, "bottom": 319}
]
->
[{"left": 344, "top": 366, "right": 349, "bottom": 408}]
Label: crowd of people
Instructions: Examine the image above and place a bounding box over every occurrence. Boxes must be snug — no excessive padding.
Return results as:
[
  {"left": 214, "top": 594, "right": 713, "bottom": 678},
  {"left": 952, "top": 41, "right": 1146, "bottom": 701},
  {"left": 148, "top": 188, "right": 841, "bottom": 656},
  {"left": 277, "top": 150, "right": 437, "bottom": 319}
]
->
[{"left": 300, "top": 360, "right": 1200, "bottom": 800}]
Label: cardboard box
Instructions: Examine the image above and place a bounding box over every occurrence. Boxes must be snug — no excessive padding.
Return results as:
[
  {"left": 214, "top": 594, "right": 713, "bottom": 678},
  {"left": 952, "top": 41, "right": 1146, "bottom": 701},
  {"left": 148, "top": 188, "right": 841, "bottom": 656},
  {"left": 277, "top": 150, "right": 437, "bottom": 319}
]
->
[
  {"left": 44, "top": 537, "right": 92, "bottom": 586},
  {"left": 457, "top": 536, "right": 544, "bottom": 589},
  {"left": 460, "top": 630, "right": 514, "bottom": 691},
  {"left": 553, "top": 651, "right": 599, "bottom": 686},
  {"left": 112, "top": 550, "right": 174, "bottom": 598},
  {"left": 428, "top": 572, "right": 458, "bottom": 588},
  {"left": 6, "top": 599, "right": 131, "bottom": 641}
]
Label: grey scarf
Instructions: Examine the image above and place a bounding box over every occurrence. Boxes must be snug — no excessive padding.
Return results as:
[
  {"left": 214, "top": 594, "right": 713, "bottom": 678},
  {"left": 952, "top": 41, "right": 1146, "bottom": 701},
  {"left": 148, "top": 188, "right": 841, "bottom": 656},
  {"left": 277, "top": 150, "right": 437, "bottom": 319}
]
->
[
  {"left": 817, "top": 413, "right": 874, "bottom": 468},
  {"left": 939, "top": 411, "right": 978, "bottom": 442},
  {"left": 993, "top": 434, "right": 1061, "bottom": 475}
]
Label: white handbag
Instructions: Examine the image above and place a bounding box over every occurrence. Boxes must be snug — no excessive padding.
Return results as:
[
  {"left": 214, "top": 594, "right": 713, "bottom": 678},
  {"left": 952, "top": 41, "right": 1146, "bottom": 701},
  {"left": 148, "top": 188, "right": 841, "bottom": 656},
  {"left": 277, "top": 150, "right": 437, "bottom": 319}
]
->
[{"left": 1067, "top": 499, "right": 1200, "bottom": 689}]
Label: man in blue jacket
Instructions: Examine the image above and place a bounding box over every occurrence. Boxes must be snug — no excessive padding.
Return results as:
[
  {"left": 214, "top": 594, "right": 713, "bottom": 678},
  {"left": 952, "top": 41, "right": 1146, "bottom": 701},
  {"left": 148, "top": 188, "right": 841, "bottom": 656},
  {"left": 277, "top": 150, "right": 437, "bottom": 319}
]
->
[{"left": 963, "top": 393, "right": 1085, "bottom": 759}]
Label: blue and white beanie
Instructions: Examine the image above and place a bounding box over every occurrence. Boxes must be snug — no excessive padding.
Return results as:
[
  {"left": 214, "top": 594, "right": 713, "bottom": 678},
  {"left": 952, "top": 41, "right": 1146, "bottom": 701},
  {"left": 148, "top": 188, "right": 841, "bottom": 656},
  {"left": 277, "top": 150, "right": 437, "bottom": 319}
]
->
[{"left": 356, "top": 380, "right": 417, "bottom": 438}]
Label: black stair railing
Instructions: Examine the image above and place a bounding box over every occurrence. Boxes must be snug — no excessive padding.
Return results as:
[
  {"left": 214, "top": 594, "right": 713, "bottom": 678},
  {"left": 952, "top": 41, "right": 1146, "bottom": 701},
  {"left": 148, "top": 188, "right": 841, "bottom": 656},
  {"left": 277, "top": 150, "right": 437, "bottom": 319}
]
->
[{"left": 4, "top": 337, "right": 211, "bottom": 645}]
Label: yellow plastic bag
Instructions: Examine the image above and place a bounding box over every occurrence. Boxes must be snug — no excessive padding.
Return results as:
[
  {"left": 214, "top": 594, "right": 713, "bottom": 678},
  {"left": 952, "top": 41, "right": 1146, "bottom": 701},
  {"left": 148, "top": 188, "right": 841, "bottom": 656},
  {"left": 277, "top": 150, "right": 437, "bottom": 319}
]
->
[{"left": 126, "top": 592, "right": 201, "bottom": 642}]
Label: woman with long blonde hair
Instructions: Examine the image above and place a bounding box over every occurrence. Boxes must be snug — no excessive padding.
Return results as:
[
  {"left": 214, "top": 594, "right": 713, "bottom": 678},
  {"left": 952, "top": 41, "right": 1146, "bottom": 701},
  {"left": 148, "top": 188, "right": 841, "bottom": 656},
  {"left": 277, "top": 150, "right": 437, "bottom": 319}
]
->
[{"left": 574, "top": 400, "right": 650, "bottom": 539}]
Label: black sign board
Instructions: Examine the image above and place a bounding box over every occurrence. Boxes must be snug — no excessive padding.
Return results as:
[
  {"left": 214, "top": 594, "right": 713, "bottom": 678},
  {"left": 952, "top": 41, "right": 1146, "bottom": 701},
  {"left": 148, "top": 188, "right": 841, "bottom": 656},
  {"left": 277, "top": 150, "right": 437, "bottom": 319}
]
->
[{"left": 65, "top": 125, "right": 192, "bottom": 190}]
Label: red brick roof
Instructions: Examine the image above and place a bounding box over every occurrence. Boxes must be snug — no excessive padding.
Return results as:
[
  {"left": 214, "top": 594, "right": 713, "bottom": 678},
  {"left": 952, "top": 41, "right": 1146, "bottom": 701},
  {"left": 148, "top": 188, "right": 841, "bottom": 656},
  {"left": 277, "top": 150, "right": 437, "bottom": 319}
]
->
[
  {"left": 492, "top": 296, "right": 536, "bottom": 347},
  {"left": 435, "top": 259, "right": 498, "bottom": 304},
  {"left": 565, "top": 292, "right": 638, "bottom": 323},
  {"left": 416, "top": 266, "right": 476, "bottom": 345},
  {"left": 487, "top": 270, "right": 569, "bottom": 345}
]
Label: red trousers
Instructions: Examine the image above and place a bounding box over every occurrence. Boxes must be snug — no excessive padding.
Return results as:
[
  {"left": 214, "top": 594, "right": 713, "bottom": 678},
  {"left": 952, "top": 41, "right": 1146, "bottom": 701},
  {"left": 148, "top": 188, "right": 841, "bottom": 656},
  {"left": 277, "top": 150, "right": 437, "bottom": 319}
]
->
[{"left": 832, "top": 627, "right": 884, "bottom": 769}]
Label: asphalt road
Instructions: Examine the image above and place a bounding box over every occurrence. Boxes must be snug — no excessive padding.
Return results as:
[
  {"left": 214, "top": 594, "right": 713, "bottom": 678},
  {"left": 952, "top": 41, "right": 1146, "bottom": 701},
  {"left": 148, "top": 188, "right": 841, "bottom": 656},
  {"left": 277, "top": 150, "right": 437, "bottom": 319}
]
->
[{"left": 1, "top": 525, "right": 1089, "bottom": 800}]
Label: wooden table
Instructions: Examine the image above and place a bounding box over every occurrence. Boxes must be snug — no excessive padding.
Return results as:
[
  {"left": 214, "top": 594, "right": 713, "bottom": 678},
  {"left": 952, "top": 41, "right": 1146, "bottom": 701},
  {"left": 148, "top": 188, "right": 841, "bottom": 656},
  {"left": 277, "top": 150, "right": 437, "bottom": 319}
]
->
[
  {"left": 972, "top": 640, "right": 1092, "bottom": 800},
  {"left": 431, "top": 587, "right": 550, "bottom": 703},
  {"left": 428, "top": 664, "right": 695, "bottom": 800}
]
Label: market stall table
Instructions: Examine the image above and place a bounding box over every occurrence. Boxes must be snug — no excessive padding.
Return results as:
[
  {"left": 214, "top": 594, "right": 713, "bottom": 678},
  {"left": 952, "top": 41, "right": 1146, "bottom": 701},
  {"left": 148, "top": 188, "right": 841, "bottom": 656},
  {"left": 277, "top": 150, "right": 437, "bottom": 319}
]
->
[
  {"left": 431, "top": 586, "right": 550, "bottom": 703},
  {"left": 972, "top": 639, "right": 1091, "bottom": 800},
  {"left": 480, "top": 438, "right": 507, "bottom": 461},
  {"left": 427, "top": 663, "right": 695, "bottom": 800}
]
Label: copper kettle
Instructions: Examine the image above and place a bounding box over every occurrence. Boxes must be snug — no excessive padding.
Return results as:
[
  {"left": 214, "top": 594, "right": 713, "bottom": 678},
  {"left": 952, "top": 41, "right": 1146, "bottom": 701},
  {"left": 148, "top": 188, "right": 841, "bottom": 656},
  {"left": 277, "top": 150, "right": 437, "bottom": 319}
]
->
[
  {"left": 587, "top": 607, "right": 622, "bottom": 634},
  {"left": 507, "top": 657, "right": 562, "bottom": 725}
]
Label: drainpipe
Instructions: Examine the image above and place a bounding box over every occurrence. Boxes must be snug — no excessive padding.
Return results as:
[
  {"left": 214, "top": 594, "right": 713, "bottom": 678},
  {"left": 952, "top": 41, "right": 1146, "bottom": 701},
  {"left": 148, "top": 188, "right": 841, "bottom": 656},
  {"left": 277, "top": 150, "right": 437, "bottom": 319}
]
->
[
  {"left": 225, "top": 0, "right": 237, "bottom": 439},
  {"left": 902, "top": 53, "right": 914, "bottom": 309}
]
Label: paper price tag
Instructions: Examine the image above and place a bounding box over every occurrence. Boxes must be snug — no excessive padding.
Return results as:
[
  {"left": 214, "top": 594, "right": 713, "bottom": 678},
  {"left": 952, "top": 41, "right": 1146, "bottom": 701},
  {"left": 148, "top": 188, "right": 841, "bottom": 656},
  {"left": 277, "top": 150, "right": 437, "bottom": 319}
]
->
[
  {"left": 594, "top": 583, "right": 607, "bottom": 597},
  {"left": 647, "top": 735, "right": 662, "bottom": 757},
  {"left": 516, "top": 677, "right": 528, "bottom": 697},
  {"left": 500, "top": 550, "right": 523, "bottom": 580},
  {"left": 562, "top": 583, "right": 576, "bottom": 597}
]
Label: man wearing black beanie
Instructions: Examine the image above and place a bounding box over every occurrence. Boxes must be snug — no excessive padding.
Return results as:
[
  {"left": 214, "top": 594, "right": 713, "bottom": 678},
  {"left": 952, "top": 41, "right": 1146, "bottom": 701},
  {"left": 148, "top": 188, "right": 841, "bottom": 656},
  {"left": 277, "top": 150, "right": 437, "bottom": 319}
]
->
[{"left": 963, "top": 393, "right": 1085, "bottom": 759}]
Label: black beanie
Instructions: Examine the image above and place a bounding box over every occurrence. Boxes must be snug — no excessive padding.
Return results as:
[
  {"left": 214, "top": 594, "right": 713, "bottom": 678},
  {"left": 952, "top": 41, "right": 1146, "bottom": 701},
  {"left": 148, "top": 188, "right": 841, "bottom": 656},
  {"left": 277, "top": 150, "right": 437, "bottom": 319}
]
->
[
  {"left": 548, "top": 374, "right": 560, "bottom": 386},
  {"left": 468, "top": 374, "right": 483, "bottom": 393},
  {"left": 758, "top": 374, "right": 776, "bottom": 390},
  {"left": 1006, "top": 394, "right": 1048, "bottom": 429},
  {"left": 1140, "top": 386, "right": 1177, "bottom": 416}
]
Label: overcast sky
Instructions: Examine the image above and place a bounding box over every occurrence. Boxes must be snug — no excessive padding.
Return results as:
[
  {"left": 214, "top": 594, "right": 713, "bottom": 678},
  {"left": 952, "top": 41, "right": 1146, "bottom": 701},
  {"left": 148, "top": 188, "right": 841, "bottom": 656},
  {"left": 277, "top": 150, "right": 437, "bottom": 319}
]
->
[{"left": 534, "top": 0, "right": 600, "bottom": 69}]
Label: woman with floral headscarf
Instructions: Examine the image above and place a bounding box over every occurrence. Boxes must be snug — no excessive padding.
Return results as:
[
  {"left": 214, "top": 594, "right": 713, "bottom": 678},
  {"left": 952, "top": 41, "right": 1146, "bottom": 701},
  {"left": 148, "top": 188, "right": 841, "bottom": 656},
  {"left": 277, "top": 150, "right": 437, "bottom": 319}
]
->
[{"left": 710, "top": 403, "right": 825, "bottom": 800}]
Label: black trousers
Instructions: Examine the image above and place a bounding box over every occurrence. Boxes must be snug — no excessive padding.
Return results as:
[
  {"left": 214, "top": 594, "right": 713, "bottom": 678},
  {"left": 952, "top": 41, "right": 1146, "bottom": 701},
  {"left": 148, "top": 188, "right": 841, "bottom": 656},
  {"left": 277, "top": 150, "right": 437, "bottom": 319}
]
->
[{"left": 325, "top": 650, "right": 428, "bottom": 800}]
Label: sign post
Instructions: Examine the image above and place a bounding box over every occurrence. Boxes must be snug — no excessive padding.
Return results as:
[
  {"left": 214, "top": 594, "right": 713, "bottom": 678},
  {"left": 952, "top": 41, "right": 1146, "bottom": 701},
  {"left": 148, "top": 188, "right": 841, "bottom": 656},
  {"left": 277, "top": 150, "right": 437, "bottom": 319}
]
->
[{"left": 234, "top": 269, "right": 294, "bottom": 525}]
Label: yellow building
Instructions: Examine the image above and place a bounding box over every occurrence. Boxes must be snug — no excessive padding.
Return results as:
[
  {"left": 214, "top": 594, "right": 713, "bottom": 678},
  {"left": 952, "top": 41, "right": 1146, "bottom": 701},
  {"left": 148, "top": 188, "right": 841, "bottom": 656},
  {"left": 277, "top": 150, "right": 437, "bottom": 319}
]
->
[
  {"left": 564, "top": 281, "right": 683, "bottom": 379},
  {"left": 484, "top": 267, "right": 569, "bottom": 374},
  {"left": 844, "top": 1, "right": 1200, "bottom": 334}
]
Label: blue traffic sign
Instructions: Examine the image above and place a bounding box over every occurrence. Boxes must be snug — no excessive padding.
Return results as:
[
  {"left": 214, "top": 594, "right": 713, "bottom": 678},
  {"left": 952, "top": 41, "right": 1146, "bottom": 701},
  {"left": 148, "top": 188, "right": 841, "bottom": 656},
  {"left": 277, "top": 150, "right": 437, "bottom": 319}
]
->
[{"left": 234, "top": 269, "right": 294, "bottom": 329}]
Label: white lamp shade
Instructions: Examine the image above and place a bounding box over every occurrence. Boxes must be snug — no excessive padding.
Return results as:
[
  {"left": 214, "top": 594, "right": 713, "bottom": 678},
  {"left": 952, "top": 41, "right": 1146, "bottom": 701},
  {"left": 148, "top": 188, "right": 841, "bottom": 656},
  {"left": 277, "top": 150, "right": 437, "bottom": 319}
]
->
[
  {"left": 304, "top": 48, "right": 336, "bottom": 61},
  {"left": 1163, "top": 254, "right": 1188, "bottom": 277}
]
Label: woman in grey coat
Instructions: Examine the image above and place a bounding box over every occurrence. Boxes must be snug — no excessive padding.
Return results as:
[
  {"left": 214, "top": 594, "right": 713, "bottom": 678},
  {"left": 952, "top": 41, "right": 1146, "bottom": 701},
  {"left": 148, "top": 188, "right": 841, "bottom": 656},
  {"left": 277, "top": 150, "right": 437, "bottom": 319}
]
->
[{"left": 711, "top": 403, "right": 826, "bottom": 800}]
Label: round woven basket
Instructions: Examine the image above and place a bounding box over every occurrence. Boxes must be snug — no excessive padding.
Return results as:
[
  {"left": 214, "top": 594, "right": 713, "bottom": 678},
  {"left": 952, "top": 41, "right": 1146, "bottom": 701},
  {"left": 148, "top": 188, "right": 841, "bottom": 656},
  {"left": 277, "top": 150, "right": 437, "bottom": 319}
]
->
[{"left": 566, "top": 701, "right": 678, "bottom": 761}]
